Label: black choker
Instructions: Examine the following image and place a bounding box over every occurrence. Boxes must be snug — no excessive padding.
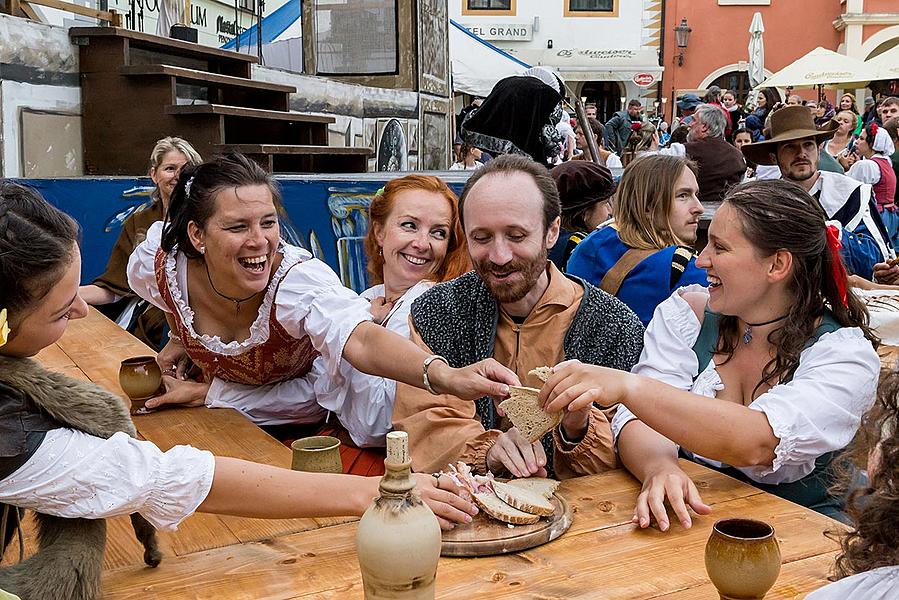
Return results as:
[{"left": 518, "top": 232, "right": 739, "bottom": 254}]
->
[
  {"left": 742, "top": 314, "right": 789, "bottom": 344},
  {"left": 205, "top": 262, "right": 262, "bottom": 315}
]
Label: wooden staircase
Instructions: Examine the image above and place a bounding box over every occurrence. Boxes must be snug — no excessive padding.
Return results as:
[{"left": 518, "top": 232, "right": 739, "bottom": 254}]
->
[{"left": 70, "top": 27, "right": 372, "bottom": 174}]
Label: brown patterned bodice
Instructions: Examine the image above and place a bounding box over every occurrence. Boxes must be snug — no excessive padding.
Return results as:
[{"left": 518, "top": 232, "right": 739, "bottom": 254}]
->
[{"left": 154, "top": 249, "right": 319, "bottom": 385}]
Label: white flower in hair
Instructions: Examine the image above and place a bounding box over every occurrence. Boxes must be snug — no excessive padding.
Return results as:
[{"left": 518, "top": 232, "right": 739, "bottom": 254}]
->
[{"left": 184, "top": 175, "right": 195, "bottom": 198}]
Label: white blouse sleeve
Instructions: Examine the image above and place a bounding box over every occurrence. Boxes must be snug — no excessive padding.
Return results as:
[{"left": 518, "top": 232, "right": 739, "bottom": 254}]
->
[
  {"left": 313, "top": 281, "right": 432, "bottom": 448},
  {"left": 847, "top": 159, "right": 882, "bottom": 185},
  {"left": 805, "top": 566, "right": 899, "bottom": 600},
  {"left": 0, "top": 429, "right": 214, "bottom": 531},
  {"left": 746, "top": 328, "right": 879, "bottom": 479},
  {"left": 611, "top": 287, "right": 703, "bottom": 442},
  {"left": 206, "top": 369, "right": 328, "bottom": 426},
  {"left": 126, "top": 220, "right": 170, "bottom": 312},
  {"left": 274, "top": 258, "right": 373, "bottom": 383}
]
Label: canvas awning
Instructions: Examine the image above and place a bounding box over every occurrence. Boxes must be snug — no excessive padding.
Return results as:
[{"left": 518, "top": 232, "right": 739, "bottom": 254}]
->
[
  {"left": 449, "top": 20, "right": 531, "bottom": 97},
  {"left": 866, "top": 45, "right": 899, "bottom": 82},
  {"left": 513, "top": 48, "right": 662, "bottom": 85},
  {"left": 760, "top": 46, "right": 881, "bottom": 89}
]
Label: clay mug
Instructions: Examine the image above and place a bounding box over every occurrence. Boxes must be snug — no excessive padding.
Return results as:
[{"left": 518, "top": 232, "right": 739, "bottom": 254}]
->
[
  {"left": 290, "top": 436, "right": 343, "bottom": 473},
  {"left": 118, "top": 356, "right": 163, "bottom": 413},
  {"left": 705, "top": 518, "right": 782, "bottom": 600}
]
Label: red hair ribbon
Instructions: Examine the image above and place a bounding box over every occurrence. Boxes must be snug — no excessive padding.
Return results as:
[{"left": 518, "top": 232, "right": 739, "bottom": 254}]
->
[
  {"left": 871, "top": 123, "right": 879, "bottom": 137},
  {"left": 826, "top": 224, "right": 849, "bottom": 309}
]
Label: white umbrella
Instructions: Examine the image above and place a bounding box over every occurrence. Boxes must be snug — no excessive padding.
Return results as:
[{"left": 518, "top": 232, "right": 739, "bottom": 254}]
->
[
  {"left": 748, "top": 12, "right": 765, "bottom": 88},
  {"left": 761, "top": 46, "right": 880, "bottom": 89},
  {"left": 866, "top": 45, "right": 899, "bottom": 82}
]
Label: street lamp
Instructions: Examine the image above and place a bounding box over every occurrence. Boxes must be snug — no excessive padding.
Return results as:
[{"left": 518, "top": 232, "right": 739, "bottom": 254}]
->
[{"left": 674, "top": 17, "right": 692, "bottom": 67}]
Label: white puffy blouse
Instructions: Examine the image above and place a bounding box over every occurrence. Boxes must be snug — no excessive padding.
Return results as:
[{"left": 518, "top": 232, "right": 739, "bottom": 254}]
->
[
  {"left": 805, "top": 566, "right": 899, "bottom": 600},
  {"left": 126, "top": 221, "right": 373, "bottom": 427},
  {"left": 611, "top": 285, "right": 880, "bottom": 485}
]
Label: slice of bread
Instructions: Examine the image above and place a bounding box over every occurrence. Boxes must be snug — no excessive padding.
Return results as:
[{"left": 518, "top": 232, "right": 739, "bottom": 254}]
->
[
  {"left": 505, "top": 477, "right": 560, "bottom": 500},
  {"left": 529, "top": 366, "right": 553, "bottom": 384},
  {"left": 499, "top": 386, "right": 563, "bottom": 442},
  {"left": 472, "top": 492, "right": 540, "bottom": 525},
  {"left": 492, "top": 481, "right": 555, "bottom": 517}
]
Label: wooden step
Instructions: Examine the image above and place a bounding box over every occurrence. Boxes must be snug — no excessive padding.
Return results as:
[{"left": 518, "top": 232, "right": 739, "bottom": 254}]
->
[
  {"left": 122, "top": 65, "right": 296, "bottom": 93},
  {"left": 219, "top": 144, "right": 373, "bottom": 156},
  {"left": 71, "top": 26, "right": 256, "bottom": 66},
  {"left": 217, "top": 144, "right": 373, "bottom": 174},
  {"left": 166, "top": 104, "right": 333, "bottom": 124}
]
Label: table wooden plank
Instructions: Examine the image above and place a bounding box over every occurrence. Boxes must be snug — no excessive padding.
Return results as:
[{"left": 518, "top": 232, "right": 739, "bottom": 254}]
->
[
  {"left": 657, "top": 552, "right": 837, "bottom": 599},
  {"left": 50, "top": 307, "right": 155, "bottom": 398},
  {"left": 30, "top": 309, "right": 350, "bottom": 568},
  {"left": 101, "top": 467, "right": 843, "bottom": 599}
]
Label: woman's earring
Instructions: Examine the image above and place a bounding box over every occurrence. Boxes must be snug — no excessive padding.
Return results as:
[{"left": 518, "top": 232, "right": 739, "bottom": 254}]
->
[
  {"left": 199, "top": 246, "right": 206, "bottom": 255},
  {"left": 379, "top": 247, "right": 383, "bottom": 257}
]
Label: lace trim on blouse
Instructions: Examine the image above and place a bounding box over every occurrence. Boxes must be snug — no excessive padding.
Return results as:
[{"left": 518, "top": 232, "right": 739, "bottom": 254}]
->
[{"left": 163, "top": 242, "right": 306, "bottom": 355}]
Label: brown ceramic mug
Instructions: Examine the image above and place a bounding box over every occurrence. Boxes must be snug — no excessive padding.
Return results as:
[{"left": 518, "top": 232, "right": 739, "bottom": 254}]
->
[
  {"left": 705, "top": 518, "right": 782, "bottom": 600},
  {"left": 290, "top": 436, "right": 343, "bottom": 473},
  {"left": 118, "top": 356, "right": 163, "bottom": 414}
]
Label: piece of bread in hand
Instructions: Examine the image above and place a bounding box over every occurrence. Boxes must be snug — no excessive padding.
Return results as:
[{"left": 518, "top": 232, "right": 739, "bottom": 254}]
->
[
  {"left": 505, "top": 477, "right": 560, "bottom": 500},
  {"left": 472, "top": 491, "right": 541, "bottom": 525},
  {"left": 529, "top": 366, "right": 553, "bottom": 384},
  {"left": 499, "top": 386, "right": 563, "bottom": 442},
  {"left": 492, "top": 481, "right": 555, "bottom": 517}
]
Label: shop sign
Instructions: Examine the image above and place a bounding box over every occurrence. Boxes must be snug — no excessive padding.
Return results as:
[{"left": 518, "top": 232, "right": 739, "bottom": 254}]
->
[{"left": 633, "top": 72, "right": 655, "bottom": 87}]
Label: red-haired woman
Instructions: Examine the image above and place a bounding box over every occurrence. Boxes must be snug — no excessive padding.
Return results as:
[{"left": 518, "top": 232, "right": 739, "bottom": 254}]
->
[{"left": 314, "top": 174, "right": 471, "bottom": 460}]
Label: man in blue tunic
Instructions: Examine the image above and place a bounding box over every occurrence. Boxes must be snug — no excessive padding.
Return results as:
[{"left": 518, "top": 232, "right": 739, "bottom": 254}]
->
[{"left": 567, "top": 154, "right": 708, "bottom": 326}]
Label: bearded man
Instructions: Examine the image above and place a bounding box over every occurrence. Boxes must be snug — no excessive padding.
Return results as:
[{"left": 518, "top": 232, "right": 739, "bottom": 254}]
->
[{"left": 392, "top": 155, "right": 644, "bottom": 480}]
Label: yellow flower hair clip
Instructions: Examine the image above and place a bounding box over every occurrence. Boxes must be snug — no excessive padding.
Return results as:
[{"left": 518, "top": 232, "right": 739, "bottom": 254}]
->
[{"left": 0, "top": 308, "right": 9, "bottom": 348}]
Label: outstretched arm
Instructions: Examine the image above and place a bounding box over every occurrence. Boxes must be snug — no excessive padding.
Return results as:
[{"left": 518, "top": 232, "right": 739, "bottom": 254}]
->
[{"left": 343, "top": 321, "right": 520, "bottom": 401}]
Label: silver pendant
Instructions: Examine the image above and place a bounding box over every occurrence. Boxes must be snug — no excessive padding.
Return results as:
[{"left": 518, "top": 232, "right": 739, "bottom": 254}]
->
[{"left": 742, "top": 326, "right": 752, "bottom": 344}]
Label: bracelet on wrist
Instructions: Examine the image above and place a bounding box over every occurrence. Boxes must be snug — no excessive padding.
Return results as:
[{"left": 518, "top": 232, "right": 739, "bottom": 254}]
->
[{"left": 422, "top": 354, "right": 449, "bottom": 395}]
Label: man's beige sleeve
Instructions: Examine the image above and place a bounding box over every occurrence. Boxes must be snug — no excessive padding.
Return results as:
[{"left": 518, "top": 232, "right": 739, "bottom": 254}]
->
[
  {"left": 551, "top": 407, "right": 618, "bottom": 479},
  {"left": 391, "top": 321, "right": 501, "bottom": 474}
]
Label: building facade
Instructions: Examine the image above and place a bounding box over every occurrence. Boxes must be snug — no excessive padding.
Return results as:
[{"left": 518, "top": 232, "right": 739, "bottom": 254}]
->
[
  {"left": 450, "top": 0, "right": 664, "bottom": 122},
  {"left": 661, "top": 0, "right": 899, "bottom": 122}
]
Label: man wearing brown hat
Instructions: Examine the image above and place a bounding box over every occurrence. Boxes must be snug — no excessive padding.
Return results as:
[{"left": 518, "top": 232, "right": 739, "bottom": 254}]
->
[
  {"left": 742, "top": 105, "right": 895, "bottom": 281},
  {"left": 548, "top": 161, "right": 616, "bottom": 270}
]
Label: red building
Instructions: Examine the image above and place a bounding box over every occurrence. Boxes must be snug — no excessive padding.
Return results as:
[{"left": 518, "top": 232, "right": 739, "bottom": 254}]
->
[{"left": 660, "top": 0, "right": 899, "bottom": 122}]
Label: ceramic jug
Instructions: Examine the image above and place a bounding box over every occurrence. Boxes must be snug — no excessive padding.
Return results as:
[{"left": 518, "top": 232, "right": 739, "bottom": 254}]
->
[{"left": 356, "top": 431, "right": 442, "bottom": 600}]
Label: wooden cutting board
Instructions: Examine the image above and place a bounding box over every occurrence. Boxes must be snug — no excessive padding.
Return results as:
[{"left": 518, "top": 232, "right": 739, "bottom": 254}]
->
[{"left": 440, "top": 494, "right": 572, "bottom": 557}]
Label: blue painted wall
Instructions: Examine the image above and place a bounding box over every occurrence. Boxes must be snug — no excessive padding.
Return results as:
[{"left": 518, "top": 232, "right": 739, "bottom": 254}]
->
[{"left": 22, "top": 173, "right": 472, "bottom": 294}]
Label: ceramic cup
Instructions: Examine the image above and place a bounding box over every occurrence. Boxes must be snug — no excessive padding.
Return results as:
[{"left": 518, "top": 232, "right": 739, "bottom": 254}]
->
[
  {"left": 290, "top": 436, "right": 343, "bottom": 473},
  {"left": 705, "top": 518, "right": 782, "bottom": 600},
  {"left": 118, "top": 356, "right": 163, "bottom": 413}
]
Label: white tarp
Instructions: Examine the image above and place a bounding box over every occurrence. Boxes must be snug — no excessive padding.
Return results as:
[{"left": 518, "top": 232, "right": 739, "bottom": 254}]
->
[
  {"left": 513, "top": 48, "right": 662, "bottom": 83},
  {"left": 867, "top": 45, "right": 899, "bottom": 82},
  {"left": 450, "top": 19, "right": 530, "bottom": 97},
  {"left": 761, "top": 46, "right": 880, "bottom": 89}
]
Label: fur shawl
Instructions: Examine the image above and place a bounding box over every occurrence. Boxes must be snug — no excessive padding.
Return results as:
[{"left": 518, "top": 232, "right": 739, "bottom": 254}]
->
[{"left": 0, "top": 355, "right": 161, "bottom": 600}]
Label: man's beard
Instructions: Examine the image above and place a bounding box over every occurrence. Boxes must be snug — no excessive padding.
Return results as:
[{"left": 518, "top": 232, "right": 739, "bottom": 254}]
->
[
  {"left": 783, "top": 161, "right": 816, "bottom": 182},
  {"left": 475, "top": 248, "right": 548, "bottom": 304}
]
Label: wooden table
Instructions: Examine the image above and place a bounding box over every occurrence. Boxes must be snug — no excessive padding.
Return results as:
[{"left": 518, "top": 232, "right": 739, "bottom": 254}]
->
[
  {"left": 28, "top": 309, "right": 843, "bottom": 599},
  {"left": 24, "top": 308, "right": 348, "bottom": 571}
]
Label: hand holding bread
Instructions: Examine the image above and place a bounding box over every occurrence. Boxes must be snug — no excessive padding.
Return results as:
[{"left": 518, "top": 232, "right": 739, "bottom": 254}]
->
[{"left": 539, "top": 359, "right": 629, "bottom": 414}]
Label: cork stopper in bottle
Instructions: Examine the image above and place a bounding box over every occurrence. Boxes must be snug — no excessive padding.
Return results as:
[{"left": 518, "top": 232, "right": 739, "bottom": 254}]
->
[{"left": 386, "top": 431, "right": 409, "bottom": 465}]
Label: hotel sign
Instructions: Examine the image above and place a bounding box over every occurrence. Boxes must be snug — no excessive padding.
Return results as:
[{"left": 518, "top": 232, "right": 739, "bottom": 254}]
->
[{"left": 461, "top": 22, "right": 533, "bottom": 41}]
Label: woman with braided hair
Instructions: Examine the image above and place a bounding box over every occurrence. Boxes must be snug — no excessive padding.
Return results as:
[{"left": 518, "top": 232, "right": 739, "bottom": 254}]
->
[{"left": 541, "top": 179, "right": 880, "bottom": 529}]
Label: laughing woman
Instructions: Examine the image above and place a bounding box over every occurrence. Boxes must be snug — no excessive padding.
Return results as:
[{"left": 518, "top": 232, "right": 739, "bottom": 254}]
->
[
  {"left": 185, "top": 174, "right": 471, "bottom": 454},
  {"left": 126, "top": 154, "right": 516, "bottom": 434},
  {"left": 541, "top": 179, "right": 880, "bottom": 528}
]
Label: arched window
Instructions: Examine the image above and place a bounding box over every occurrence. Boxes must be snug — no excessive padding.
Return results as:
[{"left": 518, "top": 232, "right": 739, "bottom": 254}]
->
[{"left": 710, "top": 71, "right": 752, "bottom": 105}]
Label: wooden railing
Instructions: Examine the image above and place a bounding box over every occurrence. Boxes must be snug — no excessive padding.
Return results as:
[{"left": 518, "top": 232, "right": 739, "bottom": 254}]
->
[{"left": 4, "top": 0, "right": 121, "bottom": 26}]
